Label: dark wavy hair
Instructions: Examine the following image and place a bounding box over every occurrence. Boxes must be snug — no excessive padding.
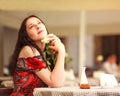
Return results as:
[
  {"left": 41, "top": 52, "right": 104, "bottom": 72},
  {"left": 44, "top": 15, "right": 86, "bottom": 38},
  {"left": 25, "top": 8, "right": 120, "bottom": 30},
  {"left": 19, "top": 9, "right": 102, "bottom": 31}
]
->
[{"left": 10, "top": 15, "right": 46, "bottom": 75}]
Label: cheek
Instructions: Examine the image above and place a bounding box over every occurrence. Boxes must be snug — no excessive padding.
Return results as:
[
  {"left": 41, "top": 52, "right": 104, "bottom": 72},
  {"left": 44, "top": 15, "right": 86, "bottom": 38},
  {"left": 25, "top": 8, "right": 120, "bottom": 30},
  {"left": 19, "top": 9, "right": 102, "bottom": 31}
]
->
[
  {"left": 29, "top": 33, "right": 35, "bottom": 38},
  {"left": 27, "top": 30, "right": 36, "bottom": 39}
]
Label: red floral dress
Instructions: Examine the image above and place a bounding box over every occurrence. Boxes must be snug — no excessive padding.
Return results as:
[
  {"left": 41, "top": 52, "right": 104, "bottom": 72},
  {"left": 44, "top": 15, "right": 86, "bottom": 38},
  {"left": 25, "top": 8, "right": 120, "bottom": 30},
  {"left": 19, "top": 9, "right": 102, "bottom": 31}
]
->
[{"left": 10, "top": 55, "right": 47, "bottom": 96}]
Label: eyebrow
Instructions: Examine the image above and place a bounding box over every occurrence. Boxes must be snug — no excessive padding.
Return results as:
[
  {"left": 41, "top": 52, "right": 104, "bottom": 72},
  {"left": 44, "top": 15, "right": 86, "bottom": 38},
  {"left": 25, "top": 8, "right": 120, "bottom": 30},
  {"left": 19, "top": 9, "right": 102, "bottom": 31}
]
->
[
  {"left": 27, "top": 23, "right": 33, "bottom": 28},
  {"left": 27, "top": 20, "right": 42, "bottom": 28}
]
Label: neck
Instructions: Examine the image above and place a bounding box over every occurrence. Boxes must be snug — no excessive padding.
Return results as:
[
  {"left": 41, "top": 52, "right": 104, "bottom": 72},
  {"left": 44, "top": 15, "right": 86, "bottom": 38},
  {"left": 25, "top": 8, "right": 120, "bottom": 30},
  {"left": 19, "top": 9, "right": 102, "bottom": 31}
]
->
[{"left": 35, "top": 41, "right": 45, "bottom": 52}]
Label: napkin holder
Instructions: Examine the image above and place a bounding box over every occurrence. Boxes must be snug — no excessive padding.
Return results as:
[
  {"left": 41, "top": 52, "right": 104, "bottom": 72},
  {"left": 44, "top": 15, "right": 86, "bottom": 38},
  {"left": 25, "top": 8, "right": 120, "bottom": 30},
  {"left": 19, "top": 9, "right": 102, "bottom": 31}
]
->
[{"left": 100, "top": 73, "right": 118, "bottom": 88}]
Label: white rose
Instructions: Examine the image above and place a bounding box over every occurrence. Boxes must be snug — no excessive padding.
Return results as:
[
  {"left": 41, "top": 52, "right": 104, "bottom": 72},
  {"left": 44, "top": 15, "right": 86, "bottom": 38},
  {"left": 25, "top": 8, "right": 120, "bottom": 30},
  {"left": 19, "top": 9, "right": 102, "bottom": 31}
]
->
[{"left": 41, "top": 37, "right": 50, "bottom": 44}]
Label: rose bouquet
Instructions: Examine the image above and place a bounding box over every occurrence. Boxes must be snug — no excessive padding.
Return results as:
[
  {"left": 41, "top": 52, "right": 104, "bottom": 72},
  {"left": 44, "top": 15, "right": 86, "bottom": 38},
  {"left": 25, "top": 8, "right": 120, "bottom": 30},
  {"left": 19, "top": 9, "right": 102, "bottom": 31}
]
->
[
  {"left": 41, "top": 37, "right": 72, "bottom": 71},
  {"left": 41, "top": 37, "right": 56, "bottom": 71}
]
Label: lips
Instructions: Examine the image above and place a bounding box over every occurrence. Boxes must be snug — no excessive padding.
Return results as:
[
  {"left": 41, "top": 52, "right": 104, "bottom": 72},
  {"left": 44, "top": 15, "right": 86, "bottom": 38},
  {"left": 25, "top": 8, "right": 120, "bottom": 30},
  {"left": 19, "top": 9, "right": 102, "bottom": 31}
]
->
[{"left": 38, "top": 30, "right": 43, "bottom": 34}]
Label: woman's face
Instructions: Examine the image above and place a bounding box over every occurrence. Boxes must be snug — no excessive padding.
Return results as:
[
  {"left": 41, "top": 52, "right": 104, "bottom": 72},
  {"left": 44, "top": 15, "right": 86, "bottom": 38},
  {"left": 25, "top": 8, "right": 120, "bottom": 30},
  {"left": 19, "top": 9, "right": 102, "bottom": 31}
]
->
[
  {"left": 109, "top": 55, "right": 117, "bottom": 64},
  {"left": 26, "top": 17, "right": 47, "bottom": 41}
]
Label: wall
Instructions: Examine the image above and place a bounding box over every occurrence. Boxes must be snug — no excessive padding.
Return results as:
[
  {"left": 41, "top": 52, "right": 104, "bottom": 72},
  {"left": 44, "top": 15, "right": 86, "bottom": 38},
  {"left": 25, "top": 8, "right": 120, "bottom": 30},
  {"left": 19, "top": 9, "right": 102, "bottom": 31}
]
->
[
  {"left": 66, "top": 36, "right": 79, "bottom": 75},
  {"left": 85, "top": 34, "right": 94, "bottom": 68},
  {"left": 3, "top": 27, "right": 17, "bottom": 66},
  {"left": 66, "top": 34, "right": 94, "bottom": 76},
  {"left": 0, "top": 25, "right": 3, "bottom": 75}
]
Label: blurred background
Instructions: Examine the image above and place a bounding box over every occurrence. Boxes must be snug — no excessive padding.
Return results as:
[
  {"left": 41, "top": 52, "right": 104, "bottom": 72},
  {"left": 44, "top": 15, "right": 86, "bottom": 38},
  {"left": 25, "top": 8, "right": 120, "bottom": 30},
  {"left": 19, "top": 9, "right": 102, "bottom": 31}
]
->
[{"left": 0, "top": 0, "right": 120, "bottom": 85}]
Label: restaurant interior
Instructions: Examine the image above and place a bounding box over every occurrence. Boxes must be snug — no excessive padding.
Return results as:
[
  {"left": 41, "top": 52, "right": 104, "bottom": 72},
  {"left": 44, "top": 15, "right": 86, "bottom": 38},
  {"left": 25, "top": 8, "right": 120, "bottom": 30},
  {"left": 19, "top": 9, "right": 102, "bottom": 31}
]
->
[{"left": 0, "top": 0, "right": 120, "bottom": 95}]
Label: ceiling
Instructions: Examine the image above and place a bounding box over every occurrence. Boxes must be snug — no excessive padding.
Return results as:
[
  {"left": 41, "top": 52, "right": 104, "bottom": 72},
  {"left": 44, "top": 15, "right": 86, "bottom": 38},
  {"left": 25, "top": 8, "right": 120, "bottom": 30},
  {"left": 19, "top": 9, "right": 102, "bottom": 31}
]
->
[
  {"left": 1, "top": 0, "right": 120, "bottom": 35},
  {"left": 1, "top": 10, "right": 120, "bottom": 27},
  {"left": 0, "top": 0, "right": 120, "bottom": 11}
]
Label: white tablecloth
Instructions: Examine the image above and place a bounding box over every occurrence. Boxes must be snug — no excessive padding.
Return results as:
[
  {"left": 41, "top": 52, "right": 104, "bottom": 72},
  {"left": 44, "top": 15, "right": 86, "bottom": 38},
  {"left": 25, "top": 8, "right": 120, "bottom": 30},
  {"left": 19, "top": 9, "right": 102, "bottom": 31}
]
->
[{"left": 33, "top": 86, "right": 120, "bottom": 96}]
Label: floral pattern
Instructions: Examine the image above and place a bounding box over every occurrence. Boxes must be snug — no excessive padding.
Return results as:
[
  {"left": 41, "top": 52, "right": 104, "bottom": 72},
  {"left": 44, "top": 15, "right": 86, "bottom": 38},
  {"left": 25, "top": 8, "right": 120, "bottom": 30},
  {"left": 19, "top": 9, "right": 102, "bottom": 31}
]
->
[{"left": 10, "top": 55, "right": 47, "bottom": 96}]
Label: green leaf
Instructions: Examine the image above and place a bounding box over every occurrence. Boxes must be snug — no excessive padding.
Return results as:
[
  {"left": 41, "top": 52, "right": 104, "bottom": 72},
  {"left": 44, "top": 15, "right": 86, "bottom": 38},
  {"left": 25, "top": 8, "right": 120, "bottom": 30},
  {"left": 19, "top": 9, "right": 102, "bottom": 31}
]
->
[{"left": 43, "top": 43, "right": 57, "bottom": 71}]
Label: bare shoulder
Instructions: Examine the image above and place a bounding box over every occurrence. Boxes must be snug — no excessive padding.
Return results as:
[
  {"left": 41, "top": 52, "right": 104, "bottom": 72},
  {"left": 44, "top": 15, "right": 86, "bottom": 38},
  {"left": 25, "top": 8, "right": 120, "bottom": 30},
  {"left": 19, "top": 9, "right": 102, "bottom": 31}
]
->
[{"left": 18, "top": 46, "right": 39, "bottom": 58}]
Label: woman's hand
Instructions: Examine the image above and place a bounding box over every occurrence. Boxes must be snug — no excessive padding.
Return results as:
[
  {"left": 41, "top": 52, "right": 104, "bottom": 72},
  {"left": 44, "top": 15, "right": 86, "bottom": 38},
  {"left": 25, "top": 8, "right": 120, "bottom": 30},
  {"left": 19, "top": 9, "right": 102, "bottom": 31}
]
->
[
  {"left": 47, "top": 34, "right": 65, "bottom": 54},
  {"left": 37, "top": 34, "right": 65, "bottom": 87}
]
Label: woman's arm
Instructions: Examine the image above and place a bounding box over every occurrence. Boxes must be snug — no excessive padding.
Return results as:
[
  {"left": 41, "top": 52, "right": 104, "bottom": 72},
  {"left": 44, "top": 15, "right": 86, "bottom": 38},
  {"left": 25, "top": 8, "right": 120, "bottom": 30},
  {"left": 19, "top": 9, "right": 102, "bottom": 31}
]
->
[{"left": 36, "top": 34, "right": 65, "bottom": 87}]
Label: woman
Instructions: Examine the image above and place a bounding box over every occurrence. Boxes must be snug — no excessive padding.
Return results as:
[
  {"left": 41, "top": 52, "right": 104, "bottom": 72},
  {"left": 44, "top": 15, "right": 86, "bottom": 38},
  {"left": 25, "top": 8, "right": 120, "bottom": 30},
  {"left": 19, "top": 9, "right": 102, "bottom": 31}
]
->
[
  {"left": 102, "top": 53, "right": 118, "bottom": 77},
  {"left": 10, "top": 15, "right": 65, "bottom": 96}
]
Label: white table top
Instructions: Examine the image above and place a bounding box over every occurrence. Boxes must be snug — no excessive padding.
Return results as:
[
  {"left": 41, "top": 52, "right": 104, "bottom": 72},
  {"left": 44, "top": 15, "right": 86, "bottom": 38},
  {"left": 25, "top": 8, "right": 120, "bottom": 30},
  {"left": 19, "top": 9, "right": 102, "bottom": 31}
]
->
[{"left": 33, "top": 86, "right": 120, "bottom": 96}]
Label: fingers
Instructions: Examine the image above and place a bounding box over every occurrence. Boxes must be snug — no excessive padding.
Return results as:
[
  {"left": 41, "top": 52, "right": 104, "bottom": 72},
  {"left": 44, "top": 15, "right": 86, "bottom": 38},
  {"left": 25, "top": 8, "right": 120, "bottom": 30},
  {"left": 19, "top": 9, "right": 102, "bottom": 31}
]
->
[
  {"left": 41, "top": 34, "right": 59, "bottom": 44},
  {"left": 47, "top": 34, "right": 61, "bottom": 44},
  {"left": 48, "top": 34, "right": 60, "bottom": 51}
]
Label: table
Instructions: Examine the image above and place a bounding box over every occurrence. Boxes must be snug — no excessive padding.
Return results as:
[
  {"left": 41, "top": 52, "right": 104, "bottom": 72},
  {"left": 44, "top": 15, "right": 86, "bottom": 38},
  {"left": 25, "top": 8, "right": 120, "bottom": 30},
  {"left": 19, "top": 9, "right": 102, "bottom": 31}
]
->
[{"left": 33, "top": 86, "right": 120, "bottom": 96}]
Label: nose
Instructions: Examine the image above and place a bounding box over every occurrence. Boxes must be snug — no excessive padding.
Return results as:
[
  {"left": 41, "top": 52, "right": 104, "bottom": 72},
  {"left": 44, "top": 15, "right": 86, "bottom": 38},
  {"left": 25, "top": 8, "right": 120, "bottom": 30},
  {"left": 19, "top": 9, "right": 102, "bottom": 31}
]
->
[{"left": 36, "top": 24, "right": 40, "bottom": 30}]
